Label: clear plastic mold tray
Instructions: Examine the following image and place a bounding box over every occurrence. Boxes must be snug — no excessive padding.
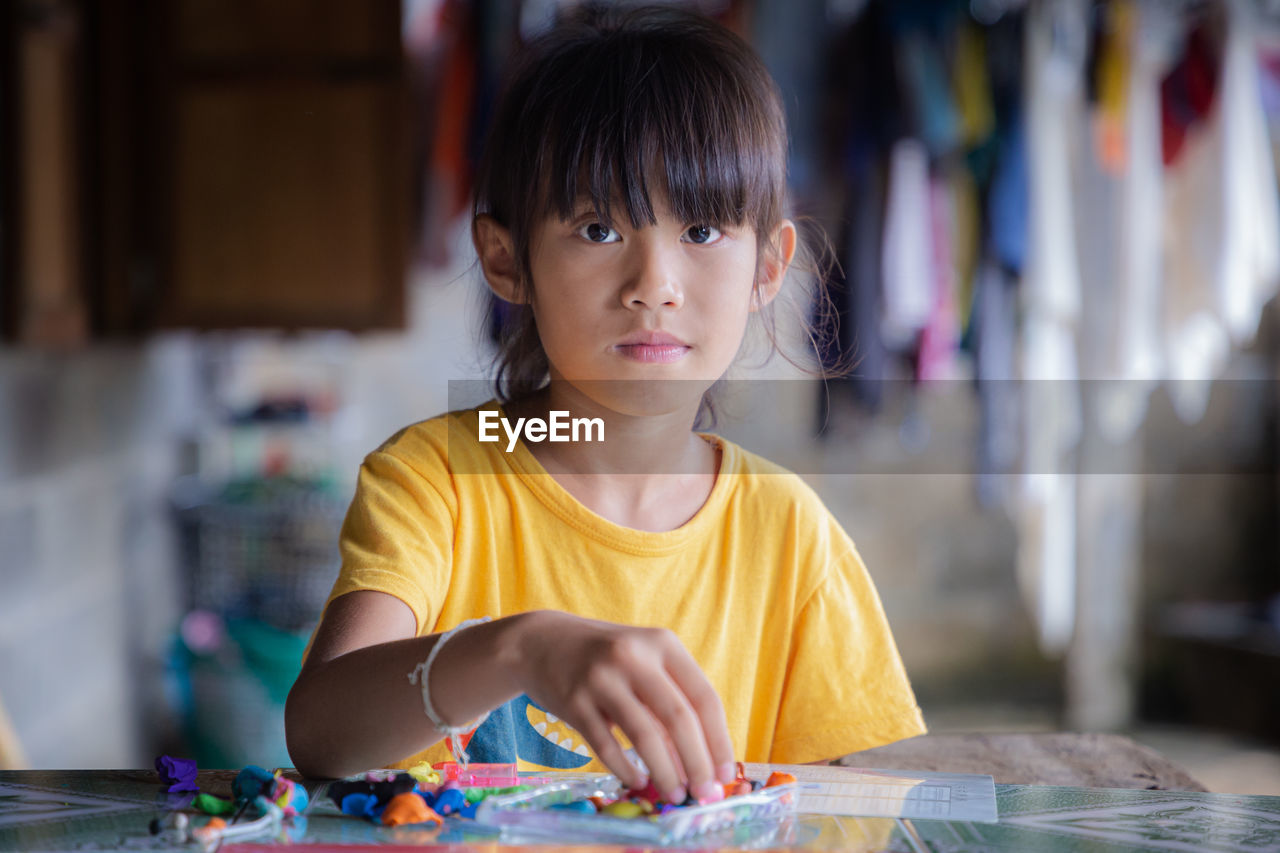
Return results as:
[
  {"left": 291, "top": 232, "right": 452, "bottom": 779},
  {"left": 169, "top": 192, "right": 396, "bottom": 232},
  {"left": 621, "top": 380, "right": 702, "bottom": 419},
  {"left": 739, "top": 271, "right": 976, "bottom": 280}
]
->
[{"left": 472, "top": 778, "right": 798, "bottom": 845}]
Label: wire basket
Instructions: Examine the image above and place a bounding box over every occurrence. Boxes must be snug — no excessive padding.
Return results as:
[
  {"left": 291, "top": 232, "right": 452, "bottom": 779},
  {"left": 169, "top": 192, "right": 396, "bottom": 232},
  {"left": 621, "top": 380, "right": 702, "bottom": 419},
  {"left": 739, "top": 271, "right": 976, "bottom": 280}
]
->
[{"left": 175, "top": 475, "right": 347, "bottom": 632}]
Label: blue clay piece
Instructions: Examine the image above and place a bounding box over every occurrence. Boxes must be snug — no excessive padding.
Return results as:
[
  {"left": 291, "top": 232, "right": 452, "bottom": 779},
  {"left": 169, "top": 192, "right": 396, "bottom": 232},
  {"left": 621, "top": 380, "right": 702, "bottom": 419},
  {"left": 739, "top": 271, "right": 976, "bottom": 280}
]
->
[
  {"left": 233, "top": 766, "right": 276, "bottom": 802},
  {"left": 433, "top": 788, "right": 467, "bottom": 816},
  {"left": 341, "top": 793, "right": 376, "bottom": 818},
  {"left": 549, "top": 800, "right": 596, "bottom": 813},
  {"left": 458, "top": 800, "right": 480, "bottom": 819}
]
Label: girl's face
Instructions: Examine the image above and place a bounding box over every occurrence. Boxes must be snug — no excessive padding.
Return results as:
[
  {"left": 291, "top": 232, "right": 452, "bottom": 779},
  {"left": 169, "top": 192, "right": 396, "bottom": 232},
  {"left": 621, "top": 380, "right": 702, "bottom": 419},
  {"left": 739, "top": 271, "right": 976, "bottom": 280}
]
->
[{"left": 488, "top": 195, "right": 794, "bottom": 418}]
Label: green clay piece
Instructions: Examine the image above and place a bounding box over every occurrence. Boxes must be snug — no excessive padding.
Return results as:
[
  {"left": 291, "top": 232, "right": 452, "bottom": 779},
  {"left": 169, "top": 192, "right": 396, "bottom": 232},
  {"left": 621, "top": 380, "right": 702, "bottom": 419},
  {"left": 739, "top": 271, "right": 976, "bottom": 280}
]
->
[
  {"left": 463, "top": 785, "right": 532, "bottom": 804},
  {"left": 193, "top": 793, "right": 236, "bottom": 816}
]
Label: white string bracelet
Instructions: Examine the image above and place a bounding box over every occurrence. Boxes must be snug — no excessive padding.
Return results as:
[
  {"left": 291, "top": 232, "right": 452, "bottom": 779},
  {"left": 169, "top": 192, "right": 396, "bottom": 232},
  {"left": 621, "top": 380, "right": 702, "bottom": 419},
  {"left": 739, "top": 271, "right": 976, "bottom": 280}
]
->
[{"left": 408, "top": 616, "right": 492, "bottom": 766}]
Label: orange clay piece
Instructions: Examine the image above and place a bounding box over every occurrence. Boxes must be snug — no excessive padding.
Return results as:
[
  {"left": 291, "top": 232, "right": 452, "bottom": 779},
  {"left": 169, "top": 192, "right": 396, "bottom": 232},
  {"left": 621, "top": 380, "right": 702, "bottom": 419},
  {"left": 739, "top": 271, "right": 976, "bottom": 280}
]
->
[
  {"left": 381, "top": 792, "right": 443, "bottom": 827},
  {"left": 765, "top": 771, "right": 796, "bottom": 788},
  {"left": 190, "top": 817, "right": 227, "bottom": 843},
  {"left": 726, "top": 779, "right": 753, "bottom": 797}
]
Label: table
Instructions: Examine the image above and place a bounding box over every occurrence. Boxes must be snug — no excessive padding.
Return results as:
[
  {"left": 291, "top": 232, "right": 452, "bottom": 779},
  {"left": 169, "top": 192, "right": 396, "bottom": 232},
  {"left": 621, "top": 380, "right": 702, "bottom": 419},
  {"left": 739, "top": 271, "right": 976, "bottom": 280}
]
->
[
  {"left": 838, "top": 733, "right": 1209, "bottom": 791},
  {"left": 3, "top": 765, "right": 1279, "bottom": 851}
]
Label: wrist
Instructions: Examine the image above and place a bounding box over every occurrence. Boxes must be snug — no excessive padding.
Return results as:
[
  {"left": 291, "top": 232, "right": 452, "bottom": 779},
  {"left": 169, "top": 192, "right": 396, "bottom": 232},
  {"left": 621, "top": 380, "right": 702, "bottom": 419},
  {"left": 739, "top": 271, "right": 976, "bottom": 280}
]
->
[{"left": 492, "top": 609, "right": 544, "bottom": 695}]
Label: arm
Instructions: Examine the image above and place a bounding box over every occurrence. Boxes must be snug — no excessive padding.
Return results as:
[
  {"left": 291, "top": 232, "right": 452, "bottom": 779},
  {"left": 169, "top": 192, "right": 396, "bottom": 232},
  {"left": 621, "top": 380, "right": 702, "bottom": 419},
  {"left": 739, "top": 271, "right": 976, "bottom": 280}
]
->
[
  {"left": 285, "top": 591, "right": 737, "bottom": 802},
  {"left": 285, "top": 590, "right": 526, "bottom": 779}
]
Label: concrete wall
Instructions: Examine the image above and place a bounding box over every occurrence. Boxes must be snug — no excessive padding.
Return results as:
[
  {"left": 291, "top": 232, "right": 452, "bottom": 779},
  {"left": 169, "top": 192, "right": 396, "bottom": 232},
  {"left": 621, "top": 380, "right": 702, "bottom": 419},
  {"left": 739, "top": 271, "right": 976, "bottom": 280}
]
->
[{"left": 0, "top": 338, "right": 199, "bottom": 767}]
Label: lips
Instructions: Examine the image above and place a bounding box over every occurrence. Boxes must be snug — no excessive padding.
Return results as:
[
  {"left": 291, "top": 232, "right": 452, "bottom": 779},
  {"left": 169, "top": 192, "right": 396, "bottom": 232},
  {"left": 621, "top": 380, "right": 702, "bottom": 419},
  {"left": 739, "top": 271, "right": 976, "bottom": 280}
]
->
[{"left": 614, "top": 330, "right": 691, "bottom": 363}]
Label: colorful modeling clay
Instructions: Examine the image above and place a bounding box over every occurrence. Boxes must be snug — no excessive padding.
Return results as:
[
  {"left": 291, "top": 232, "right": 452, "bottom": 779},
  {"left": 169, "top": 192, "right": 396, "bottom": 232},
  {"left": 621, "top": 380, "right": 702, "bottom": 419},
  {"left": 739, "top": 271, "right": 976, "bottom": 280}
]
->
[
  {"left": 190, "top": 817, "right": 227, "bottom": 844},
  {"left": 381, "top": 792, "right": 442, "bottom": 827},
  {"left": 407, "top": 761, "right": 442, "bottom": 786},
  {"left": 192, "top": 792, "right": 236, "bottom": 816},
  {"left": 232, "top": 765, "right": 276, "bottom": 802},
  {"left": 340, "top": 793, "right": 382, "bottom": 820},
  {"left": 327, "top": 772, "right": 415, "bottom": 809},
  {"left": 267, "top": 775, "right": 309, "bottom": 817},
  {"left": 601, "top": 800, "right": 646, "bottom": 818},
  {"left": 765, "top": 771, "right": 797, "bottom": 787},
  {"left": 154, "top": 755, "right": 199, "bottom": 793}
]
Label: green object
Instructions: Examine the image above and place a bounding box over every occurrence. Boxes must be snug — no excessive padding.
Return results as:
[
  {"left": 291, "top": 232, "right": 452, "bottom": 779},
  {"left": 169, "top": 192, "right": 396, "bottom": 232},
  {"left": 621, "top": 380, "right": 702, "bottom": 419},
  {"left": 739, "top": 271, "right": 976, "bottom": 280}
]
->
[
  {"left": 463, "top": 785, "right": 532, "bottom": 804},
  {"left": 193, "top": 793, "right": 236, "bottom": 816},
  {"left": 175, "top": 619, "right": 310, "bottom": 768}
]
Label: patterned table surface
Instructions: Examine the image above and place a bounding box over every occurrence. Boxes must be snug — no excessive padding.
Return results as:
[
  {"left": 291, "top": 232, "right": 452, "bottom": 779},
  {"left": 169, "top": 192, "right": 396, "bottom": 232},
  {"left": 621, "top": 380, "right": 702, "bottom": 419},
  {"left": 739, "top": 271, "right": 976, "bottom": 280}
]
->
[{"left": 1, "top": 769, "right": 1278, "bottom": 852}]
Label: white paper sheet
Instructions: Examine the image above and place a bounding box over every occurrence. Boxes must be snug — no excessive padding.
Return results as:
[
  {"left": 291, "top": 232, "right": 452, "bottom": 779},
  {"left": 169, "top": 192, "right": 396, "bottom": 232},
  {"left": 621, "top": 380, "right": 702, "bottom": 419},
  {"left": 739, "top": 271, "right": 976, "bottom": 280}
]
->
[{"left": 742, "top": 763, "right": 999, "bottom": 823}]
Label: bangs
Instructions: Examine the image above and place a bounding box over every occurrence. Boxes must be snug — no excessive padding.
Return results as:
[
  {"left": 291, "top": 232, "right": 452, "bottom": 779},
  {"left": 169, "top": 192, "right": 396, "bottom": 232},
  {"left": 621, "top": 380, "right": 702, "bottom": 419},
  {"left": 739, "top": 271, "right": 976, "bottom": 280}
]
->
[{"left": 496, "top": 11, "right": 786, "bottom": 234}]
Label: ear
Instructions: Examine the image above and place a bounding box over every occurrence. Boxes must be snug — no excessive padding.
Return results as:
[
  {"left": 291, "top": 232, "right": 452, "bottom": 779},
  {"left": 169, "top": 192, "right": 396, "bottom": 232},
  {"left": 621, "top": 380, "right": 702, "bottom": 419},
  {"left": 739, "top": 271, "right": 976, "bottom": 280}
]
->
[
  {"left": 474, "top": 215, "right": 524, "bottom": 304},
  {"left": 751, "top": 219, "right": 797, "bottom": 312}
]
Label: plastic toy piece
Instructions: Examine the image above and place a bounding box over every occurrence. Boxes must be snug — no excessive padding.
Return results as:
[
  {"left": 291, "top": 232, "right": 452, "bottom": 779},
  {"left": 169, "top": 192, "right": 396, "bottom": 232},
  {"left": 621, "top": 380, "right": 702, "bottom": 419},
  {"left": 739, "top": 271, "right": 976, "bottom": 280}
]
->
[{"left": 432, "top": 761, "right": 519, "bottom": 787}]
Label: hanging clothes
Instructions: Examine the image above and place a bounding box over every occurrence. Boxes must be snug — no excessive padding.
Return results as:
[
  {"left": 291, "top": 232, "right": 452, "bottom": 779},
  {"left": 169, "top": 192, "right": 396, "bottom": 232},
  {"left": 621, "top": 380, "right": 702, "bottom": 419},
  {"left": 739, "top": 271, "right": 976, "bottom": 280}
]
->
[
  {"left": 814, "top": 0, "right": 907, "bottom": 413},
  {"left": 1215, "top": 0, "right": 1280, "bottom": 349},
  {"left": 1160, "top": 6, "right": 1230, "bottom": 425},
  {"left": 1093, "top": 0, "right": 1169, "bottom": 440},
  {"left": 1018, "top": 0, "right": 1089, "bottom": 657},
  {"left": 881, "top": 138, "right": 936, "bottom": 351}
]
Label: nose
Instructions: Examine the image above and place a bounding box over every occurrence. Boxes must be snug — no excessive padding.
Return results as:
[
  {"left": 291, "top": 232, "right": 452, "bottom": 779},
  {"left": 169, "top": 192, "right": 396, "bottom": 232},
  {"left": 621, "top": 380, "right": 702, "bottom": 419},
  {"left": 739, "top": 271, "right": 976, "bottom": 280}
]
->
[{"left": 620, "top": 238, "right": 684, "bottom": 311}]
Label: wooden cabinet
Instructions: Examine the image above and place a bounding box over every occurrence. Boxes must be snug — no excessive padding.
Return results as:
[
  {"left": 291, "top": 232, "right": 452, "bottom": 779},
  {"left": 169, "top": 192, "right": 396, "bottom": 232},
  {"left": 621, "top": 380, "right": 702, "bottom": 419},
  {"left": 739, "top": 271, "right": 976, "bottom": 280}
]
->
[{"left": 4, "top": 0, "right": 408, "bottom": 341}]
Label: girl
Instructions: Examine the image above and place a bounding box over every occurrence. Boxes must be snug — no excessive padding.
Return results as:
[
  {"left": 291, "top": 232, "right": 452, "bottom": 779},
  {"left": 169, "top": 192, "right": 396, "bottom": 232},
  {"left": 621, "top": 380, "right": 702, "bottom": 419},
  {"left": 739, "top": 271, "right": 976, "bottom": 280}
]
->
[{"left": 286, "top": 5, "right": 925, "bottom": 804}]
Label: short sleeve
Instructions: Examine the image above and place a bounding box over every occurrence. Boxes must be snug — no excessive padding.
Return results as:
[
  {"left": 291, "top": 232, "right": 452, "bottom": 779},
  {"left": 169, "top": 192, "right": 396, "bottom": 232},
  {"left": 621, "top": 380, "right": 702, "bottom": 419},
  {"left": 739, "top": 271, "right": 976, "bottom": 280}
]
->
[
  {"left": 325, "top": 446, "right": 457, "bottom": 635},
  {"left": 770, "top": 544, "right": 926, "bottom": 763}
]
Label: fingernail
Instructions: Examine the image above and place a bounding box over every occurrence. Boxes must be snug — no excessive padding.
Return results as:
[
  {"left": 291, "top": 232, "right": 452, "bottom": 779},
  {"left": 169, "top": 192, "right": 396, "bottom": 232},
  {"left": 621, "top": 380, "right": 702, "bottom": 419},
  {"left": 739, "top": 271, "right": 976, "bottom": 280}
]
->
[
  {"left": 692, "top": 780, "right": 725, "bottom": 804},
  {"left": 717, "top": 763, "right": 736, "bottom": 785},
  {"left": 667, "top": 785, "right": 686, "bottom": 805}
]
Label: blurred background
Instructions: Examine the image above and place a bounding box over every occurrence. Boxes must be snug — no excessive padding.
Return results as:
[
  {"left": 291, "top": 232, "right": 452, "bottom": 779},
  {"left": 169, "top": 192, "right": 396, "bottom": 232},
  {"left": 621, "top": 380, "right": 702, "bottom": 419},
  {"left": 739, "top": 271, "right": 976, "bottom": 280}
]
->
[{"left": 1, "top": 0, "right": 1278, "bottom": 794}]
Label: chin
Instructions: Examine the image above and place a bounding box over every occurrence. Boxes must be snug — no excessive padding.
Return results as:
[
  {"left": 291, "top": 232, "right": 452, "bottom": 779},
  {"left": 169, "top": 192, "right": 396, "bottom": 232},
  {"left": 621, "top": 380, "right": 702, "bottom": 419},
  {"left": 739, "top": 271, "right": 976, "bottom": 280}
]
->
[{"left": 571, "top": 377, "right": 712, "bottom": 419}]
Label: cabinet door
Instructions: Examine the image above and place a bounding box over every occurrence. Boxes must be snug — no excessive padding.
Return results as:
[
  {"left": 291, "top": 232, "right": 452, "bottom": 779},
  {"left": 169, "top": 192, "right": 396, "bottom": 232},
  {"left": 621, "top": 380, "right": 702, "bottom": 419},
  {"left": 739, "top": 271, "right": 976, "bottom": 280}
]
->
[{"left": 151, "top": 0, "right": 407, "bottom": 330}]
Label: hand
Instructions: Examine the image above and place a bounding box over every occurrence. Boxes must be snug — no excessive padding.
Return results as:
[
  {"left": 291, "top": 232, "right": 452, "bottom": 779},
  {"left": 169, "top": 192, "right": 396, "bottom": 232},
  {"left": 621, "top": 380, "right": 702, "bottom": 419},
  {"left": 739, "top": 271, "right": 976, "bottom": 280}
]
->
[{"left": 510, "top": 610, "right": 736, "bottom": 803}]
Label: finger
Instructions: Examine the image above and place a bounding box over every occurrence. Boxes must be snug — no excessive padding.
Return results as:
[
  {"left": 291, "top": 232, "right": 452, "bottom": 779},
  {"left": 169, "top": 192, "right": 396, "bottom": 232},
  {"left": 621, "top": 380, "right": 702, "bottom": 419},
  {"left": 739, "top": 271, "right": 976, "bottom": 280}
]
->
[
  {"left": 630, "top": 666, "right": 716, "bottom": 799},
  {"left": 566, "top": 702, "right": 648, "bottom": 792},
  {"left": 660, "top": 639, "right": 737, "bottom": 787},
  {"left": 595, "top": 680, "right": 686, "bottom": 803}
]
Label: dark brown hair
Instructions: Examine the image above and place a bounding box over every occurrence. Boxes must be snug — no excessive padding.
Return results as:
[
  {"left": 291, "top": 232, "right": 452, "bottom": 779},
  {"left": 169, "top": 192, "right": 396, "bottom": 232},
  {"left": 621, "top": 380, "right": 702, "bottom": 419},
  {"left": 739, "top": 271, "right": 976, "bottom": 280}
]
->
[{"left": 472, "top": 4, "right": 820, "bottom": 418}]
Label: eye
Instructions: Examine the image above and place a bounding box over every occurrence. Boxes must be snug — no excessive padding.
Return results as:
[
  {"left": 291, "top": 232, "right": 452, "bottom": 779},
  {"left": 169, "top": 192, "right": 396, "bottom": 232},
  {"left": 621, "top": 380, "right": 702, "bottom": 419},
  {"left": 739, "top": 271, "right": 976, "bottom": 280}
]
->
[
  {"left": 684, "top": 225, "right": 722, "bottom": 244},
  {"left": 577, "top": 222, "right": 620, "bottom": 244}
]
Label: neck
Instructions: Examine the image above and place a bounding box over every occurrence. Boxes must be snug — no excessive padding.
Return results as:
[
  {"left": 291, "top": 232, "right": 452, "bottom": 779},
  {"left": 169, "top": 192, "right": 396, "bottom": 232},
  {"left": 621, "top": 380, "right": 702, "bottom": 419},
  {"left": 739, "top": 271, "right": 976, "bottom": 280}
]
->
[{"left": 503, "top": 382, "right": 720, "bottom": 530}]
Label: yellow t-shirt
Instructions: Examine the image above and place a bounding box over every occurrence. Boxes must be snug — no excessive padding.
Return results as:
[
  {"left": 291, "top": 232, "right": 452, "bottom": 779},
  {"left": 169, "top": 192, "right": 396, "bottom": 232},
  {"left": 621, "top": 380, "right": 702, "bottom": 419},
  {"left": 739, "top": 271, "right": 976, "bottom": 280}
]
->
[{"left": 325, "top": 404, "right": 925, "bottom": 770}]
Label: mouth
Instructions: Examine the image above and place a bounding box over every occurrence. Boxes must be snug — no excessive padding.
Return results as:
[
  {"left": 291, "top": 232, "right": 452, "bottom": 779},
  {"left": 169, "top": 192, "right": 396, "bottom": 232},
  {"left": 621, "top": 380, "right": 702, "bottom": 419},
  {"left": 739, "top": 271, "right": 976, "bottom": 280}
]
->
[
  {"left": 525, "top": 704, "right": 593, "bottom": 757},
  {"left": 613, "top": 331, "right": 691, "bottom": 363}
]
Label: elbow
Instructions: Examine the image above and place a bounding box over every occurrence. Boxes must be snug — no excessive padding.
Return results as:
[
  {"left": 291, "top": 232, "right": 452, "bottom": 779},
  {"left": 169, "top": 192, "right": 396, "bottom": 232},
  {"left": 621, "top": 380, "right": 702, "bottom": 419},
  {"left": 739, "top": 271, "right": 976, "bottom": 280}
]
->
[{"left": 285, "top": 677, "right": 336, "bottom": 779}]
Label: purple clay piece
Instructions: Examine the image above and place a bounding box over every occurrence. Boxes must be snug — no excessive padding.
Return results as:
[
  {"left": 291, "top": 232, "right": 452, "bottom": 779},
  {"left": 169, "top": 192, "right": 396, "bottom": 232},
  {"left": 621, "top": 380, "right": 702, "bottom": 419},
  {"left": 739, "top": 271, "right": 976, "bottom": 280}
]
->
[{"left": 154, "top": 755, "right": 199, "bottom": 793}]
